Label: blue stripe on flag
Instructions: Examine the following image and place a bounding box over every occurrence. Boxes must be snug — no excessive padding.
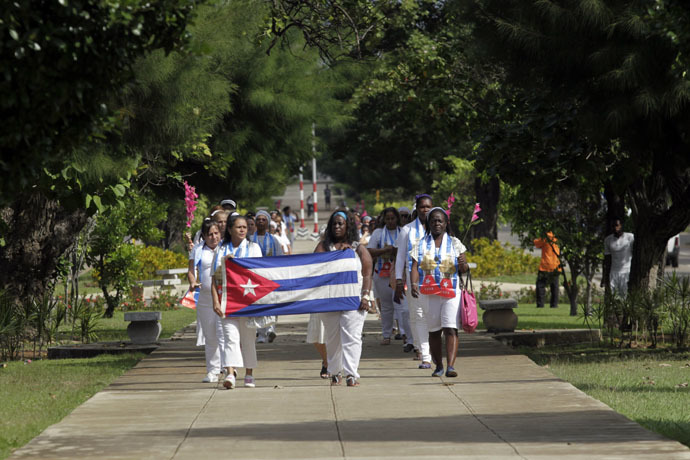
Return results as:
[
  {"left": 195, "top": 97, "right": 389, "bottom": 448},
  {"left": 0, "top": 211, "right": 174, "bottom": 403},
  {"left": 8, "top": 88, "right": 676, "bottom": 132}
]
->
[
  {"left": 228, "top": 297, "right": 360, "bottom": 317},
  {"left": 273, "top": 271, "right": 358, "bottom": 291},
  {"left": 231, "top": 249, "right": 355, "bottom": 270}
]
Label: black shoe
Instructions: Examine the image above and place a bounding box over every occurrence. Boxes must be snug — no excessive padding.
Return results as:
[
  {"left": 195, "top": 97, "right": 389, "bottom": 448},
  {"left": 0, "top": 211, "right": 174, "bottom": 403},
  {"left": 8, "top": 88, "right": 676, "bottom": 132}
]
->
[
  {"left": 394, "top": 333, "right": 403, "bottom": 340},
  {"left": 403, "top": 343, "right": 415, "bottom": 353}
]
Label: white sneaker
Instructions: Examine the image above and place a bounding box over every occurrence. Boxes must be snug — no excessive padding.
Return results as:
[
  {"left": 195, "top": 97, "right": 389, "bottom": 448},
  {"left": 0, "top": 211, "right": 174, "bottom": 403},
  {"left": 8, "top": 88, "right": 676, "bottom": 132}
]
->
[
  {"left": 244, "top": 375, "right": 256, "bottom": 388},
  {"left": 223, "top": 374, "right": 236, "bottom": 389},
  {"left": 202, "top": 372, "right": 218, "bottom": 383},
  {"left": 256, "top": 335, "right": 266, "bottom": 343}
]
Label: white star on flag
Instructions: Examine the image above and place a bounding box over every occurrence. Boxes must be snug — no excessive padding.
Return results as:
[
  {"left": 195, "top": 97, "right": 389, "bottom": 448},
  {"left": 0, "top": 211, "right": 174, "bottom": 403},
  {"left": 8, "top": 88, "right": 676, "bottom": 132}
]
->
[{"left": 240, "top": 278, "right": 259, "bottom": 296}]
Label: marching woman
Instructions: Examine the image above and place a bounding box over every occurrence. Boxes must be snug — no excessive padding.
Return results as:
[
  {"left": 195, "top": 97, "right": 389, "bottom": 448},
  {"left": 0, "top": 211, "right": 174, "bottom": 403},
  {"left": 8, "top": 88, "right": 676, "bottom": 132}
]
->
[
  {"left": 212, "top": 214, "right": 262, "bottom": 389},
  {"left": 187, "top": 219, "right": 223, "bottom": 383},
  {"left": 252, "top": 210, "right": 283, "bottom": 343},
  {"left": 394, "top": 194, "right": 434, "bottom": 368},
  {"left": 367, "top": 207, "right": 412, "bottom": 350},
  {"left": 315, "top": 210, "right": 374, "bottom": 387},
  {"left": 410, "top": 207, "right": 469, "bottom": 378}
]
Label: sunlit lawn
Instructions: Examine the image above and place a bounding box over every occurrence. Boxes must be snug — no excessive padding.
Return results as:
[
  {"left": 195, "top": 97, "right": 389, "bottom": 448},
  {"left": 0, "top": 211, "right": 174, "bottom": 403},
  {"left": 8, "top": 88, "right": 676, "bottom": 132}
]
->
[
  {"left": 57, "top": 308, "right": 197, "bottom": 342},
  {"left": 0, "top": 353, "right": 144, "bottom": 460},
  {"left": 527, "top": 349, "right": 690, "bottom": 447}
]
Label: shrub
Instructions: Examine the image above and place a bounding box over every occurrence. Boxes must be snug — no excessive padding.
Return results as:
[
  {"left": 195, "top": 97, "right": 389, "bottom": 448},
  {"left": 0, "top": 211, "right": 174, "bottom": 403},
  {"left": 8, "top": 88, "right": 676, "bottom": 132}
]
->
[
  {"left": 514, "top": 286, "right": 537, "bottom": 304},
  {"left": 150, "top": 289, "right": 182, "bottom": 311},
  {"left": 134, "top": 246, "right": 188, "bottom": 280},
  {"left": 466, "top": 238, "right": 540, "bottom": 278},
  {"left": 477, "top": 281, "right": 504, "bottom": 300},
  {"left": 120, "top": 290, "right": 146, "bottom": 312}
]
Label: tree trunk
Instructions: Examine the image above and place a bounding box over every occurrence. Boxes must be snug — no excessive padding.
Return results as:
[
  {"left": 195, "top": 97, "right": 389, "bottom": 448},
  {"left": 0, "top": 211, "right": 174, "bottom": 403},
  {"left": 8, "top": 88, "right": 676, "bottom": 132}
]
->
[
  {"left": 603, "top": 181, "right": 625, "bottom": 235},
  {"left": 470, "top": 175, "right": 499, "bottom": 241},
  {"left": 0, "top": 192, "right": 88, "bottom": 305}
]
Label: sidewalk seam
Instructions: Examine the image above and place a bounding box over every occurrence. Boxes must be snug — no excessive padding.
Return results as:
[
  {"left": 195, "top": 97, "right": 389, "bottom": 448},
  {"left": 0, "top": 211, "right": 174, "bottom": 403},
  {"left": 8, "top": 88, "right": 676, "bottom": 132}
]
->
[
  {"left": 329, "top": 385, "right": 347, "bottom": 459},
  {"left": 169, "top": 387, "right": 218, "bottom": 460},
  {"left": 446, "top": 383, "right": 528, "bottom": 459}
]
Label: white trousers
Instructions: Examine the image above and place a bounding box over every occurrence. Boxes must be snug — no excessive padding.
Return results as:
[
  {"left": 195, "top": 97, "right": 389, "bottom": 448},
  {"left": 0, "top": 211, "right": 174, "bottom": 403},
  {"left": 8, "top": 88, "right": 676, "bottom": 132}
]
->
[
  {"left": 196, "top": 306, "right": 221, "bottom": 374},
  {"left": 375, "top": 276, "right": 411, "bottom": 344},
  {"left": 220, "top": 316, "right": 257, "bottom": 369},
  {"left": 323, "top": 309, "right": 367, "bottom": 379},
  {"left": 610, "top": 271, "right": 630, "bottom": 297},
  {"left": 407, "top": 289, "right": 431, "bottom": 362}
]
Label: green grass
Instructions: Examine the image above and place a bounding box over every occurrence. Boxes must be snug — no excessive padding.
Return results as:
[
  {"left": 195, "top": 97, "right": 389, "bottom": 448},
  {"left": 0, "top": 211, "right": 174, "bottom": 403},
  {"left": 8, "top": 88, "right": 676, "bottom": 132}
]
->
[
  {"left": 476, "top": 303, "right": 589, "bottom": 331},
  {"left": 476, "top": 273, "right": 536, "bottom": 285},
  {"left": 526, "top": 349, "right": 690, "bottom": 447},
  {"left": 0, "top": 353, "right": 144, "bottom": 459},
  {"left": 58, "top": 308, "right": 197, "bottom": 342},
  {"left": 54, "top": 269, "right": 102, "bottom": 296}
]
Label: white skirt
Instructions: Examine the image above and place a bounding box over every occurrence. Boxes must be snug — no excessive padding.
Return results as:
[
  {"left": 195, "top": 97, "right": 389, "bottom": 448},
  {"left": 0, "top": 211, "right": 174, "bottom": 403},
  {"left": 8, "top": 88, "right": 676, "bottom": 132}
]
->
[{"left": 306, "top": 313, "right": 326, "bottom": 344}]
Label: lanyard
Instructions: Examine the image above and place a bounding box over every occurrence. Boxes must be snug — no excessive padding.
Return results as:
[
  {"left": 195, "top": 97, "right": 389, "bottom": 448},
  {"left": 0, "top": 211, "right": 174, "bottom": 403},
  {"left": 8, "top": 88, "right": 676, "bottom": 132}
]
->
[
  {"left": 213, "top": 240, "right": 248, "bottom": 272},
  {"left": 377, "top": 227, "right": 398, "bottom": 271},
  {"left": 419, "top": 233, "right": 457, "bottom": 287},
  {"left": 252, "top": 232, "right": 276, "bottom": 256},
  {"left": 195, "top": 243, "right": 209, "bottom": 284},
  {"left": 407, "top": 219, "right": 425, "bottom": 272}
]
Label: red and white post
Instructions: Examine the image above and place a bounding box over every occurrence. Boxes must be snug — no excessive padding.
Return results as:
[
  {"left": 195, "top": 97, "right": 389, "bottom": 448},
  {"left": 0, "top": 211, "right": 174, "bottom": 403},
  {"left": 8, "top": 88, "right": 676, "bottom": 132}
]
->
[
  {"left": 298, "top": 166, "right": 305, "bottom": 229},
  {"left": 312, "top": 129, "right": 319, "bottom": 234}
]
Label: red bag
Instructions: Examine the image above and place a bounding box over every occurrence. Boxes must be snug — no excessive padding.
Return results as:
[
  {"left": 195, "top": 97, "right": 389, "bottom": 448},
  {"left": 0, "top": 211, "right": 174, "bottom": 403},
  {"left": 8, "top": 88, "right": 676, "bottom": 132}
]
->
[
  {"left": 179, "top": 289, "right": 198, "bottom": 309},
  {"left": 460, "top": 271, "right": 478, "bottom": 333}
]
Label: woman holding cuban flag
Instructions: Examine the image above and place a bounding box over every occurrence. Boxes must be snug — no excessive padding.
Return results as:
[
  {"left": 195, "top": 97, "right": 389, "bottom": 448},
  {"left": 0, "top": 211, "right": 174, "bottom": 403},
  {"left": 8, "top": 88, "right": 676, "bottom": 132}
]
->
[
  {"left": 212, "top": 214, "right": 263, "bottom": 389},
  {"left": 409, "top": 207, "right": 469, "bottom": 379},
  {"left": 315, "top": 209, "right": 374, "bottom": 387}
]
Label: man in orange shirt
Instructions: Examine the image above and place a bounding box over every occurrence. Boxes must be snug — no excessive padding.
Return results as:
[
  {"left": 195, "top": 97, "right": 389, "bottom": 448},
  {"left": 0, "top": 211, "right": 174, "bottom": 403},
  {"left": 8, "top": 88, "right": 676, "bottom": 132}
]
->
[{"left": 534, "top": 232, "right": 562, "bottom": 308}]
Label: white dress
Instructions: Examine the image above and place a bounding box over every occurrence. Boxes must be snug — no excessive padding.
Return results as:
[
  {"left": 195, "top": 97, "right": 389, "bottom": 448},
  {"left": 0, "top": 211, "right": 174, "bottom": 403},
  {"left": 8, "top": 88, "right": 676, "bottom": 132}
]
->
[{"left": 410, "top": 234, "right": 467, "bottom": 332}]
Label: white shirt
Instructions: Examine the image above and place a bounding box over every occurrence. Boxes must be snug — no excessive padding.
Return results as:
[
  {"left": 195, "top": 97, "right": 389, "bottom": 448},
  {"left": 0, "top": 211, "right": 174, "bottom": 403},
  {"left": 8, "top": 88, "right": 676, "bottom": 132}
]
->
[
  {"left": 410, "top": 235, "right": 467, "bottom": 262},
  {"left": 252, "top": 233, "right": 284, "bottom": 256},
  {"left": 196, "top": 246, "right": 216, "bottom": 307},
  {"left": 605, "top": 232, "right": 634, "bottom": 273},
  {"left": 394, "top": 218, "right": 426, "bottom": 280}
]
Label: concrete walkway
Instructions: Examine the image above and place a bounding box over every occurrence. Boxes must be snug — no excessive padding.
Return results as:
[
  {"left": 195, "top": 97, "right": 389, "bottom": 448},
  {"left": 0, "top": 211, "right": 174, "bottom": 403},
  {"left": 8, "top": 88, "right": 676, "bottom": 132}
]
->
[{"left": 11, "top": 314, "right": 690, "bottom": 459}]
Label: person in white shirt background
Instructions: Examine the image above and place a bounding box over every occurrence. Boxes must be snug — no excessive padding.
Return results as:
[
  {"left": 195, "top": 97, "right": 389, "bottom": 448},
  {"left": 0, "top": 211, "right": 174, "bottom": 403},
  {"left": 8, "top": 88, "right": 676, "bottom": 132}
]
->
[{"left": 602, "top": 217, "right": 635, "bottom": 297}]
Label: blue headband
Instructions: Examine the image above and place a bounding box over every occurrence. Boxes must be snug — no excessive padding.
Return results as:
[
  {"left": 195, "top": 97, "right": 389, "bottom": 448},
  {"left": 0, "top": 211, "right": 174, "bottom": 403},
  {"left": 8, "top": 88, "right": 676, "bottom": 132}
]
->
[
  {"left": 415, "top": 193, "right": 432, "bottom": 202},
  {"left": 334, "top": 211, "right": 347, "bottom": 220}
]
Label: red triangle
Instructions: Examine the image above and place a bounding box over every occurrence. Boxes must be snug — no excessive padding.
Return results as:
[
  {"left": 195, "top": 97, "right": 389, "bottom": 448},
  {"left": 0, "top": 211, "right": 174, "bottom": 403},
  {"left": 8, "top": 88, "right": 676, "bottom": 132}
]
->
[{"left": 223, "top": 259, "right": 280, "bottom": 316}]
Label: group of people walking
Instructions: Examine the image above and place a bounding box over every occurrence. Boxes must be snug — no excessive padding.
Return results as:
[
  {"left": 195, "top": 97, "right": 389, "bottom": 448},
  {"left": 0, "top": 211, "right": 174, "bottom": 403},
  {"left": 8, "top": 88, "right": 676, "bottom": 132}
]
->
[{"left": 187, "top": 194, "right": 470, "bottom": 389}]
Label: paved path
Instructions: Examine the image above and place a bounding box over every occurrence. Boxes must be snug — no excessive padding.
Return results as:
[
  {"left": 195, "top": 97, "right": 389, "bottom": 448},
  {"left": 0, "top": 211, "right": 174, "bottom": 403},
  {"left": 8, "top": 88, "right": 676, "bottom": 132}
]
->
[{"left": 11, "top": 314, "right": 690, "bottom": 459}]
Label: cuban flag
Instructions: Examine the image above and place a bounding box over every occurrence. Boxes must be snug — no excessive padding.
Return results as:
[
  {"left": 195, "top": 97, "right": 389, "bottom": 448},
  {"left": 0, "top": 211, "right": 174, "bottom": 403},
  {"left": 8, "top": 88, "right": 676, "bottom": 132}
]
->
[{"left": 217, "top": 249, "right": 360, "bottom": 317}]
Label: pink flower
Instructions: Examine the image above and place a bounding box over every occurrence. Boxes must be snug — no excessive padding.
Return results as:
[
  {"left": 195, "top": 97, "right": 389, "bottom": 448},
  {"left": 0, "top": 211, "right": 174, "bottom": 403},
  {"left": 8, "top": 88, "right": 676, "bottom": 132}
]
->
[
  {"left": 445, "top": 193, "right": 455, "bottom": 216},
  {"left": 184, "top": 181, "right": 198, "bottom": 228},
  {"left": 471, "top": 202, "right": 481, "bottom": 222}
]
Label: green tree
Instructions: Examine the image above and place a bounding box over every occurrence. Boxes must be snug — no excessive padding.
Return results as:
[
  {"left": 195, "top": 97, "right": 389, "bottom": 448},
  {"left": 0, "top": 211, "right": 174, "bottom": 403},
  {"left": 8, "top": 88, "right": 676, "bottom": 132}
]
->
[
  {"left": 468, "top": 0, "right": 690, "bottom": 290},
  {"left": 87, "top": 192, "right": 167, "bottom": 317},
  {"left": 0, "top": 0, "right": 199, "bottom": 305}
]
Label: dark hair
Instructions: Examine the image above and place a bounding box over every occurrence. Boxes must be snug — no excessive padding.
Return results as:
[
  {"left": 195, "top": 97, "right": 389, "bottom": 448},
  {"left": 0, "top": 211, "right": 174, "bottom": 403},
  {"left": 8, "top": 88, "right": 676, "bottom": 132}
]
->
[
  {"left": 224, "top": 214, "right": 247, "bottom": 242},
  {"left": 282, "top": 206, "right": 290, "bottom": 213},
  {"left": 245, "top": 211, "right": 255, "bottom": 219},
  {"left": 424, "top": 208, "right": 454, "bottom": 237},
  {"left": 201, "top": 219, "right": 219, "bottom": 237},
  {"left": 322, "top": 210, "right": 358, "bottom": 249},
  {"left": 381, "top": 206, "right": 400, "bottom": 228},
  {"left": 415, "top": 194, "right": 433, "bottom": 208}
]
